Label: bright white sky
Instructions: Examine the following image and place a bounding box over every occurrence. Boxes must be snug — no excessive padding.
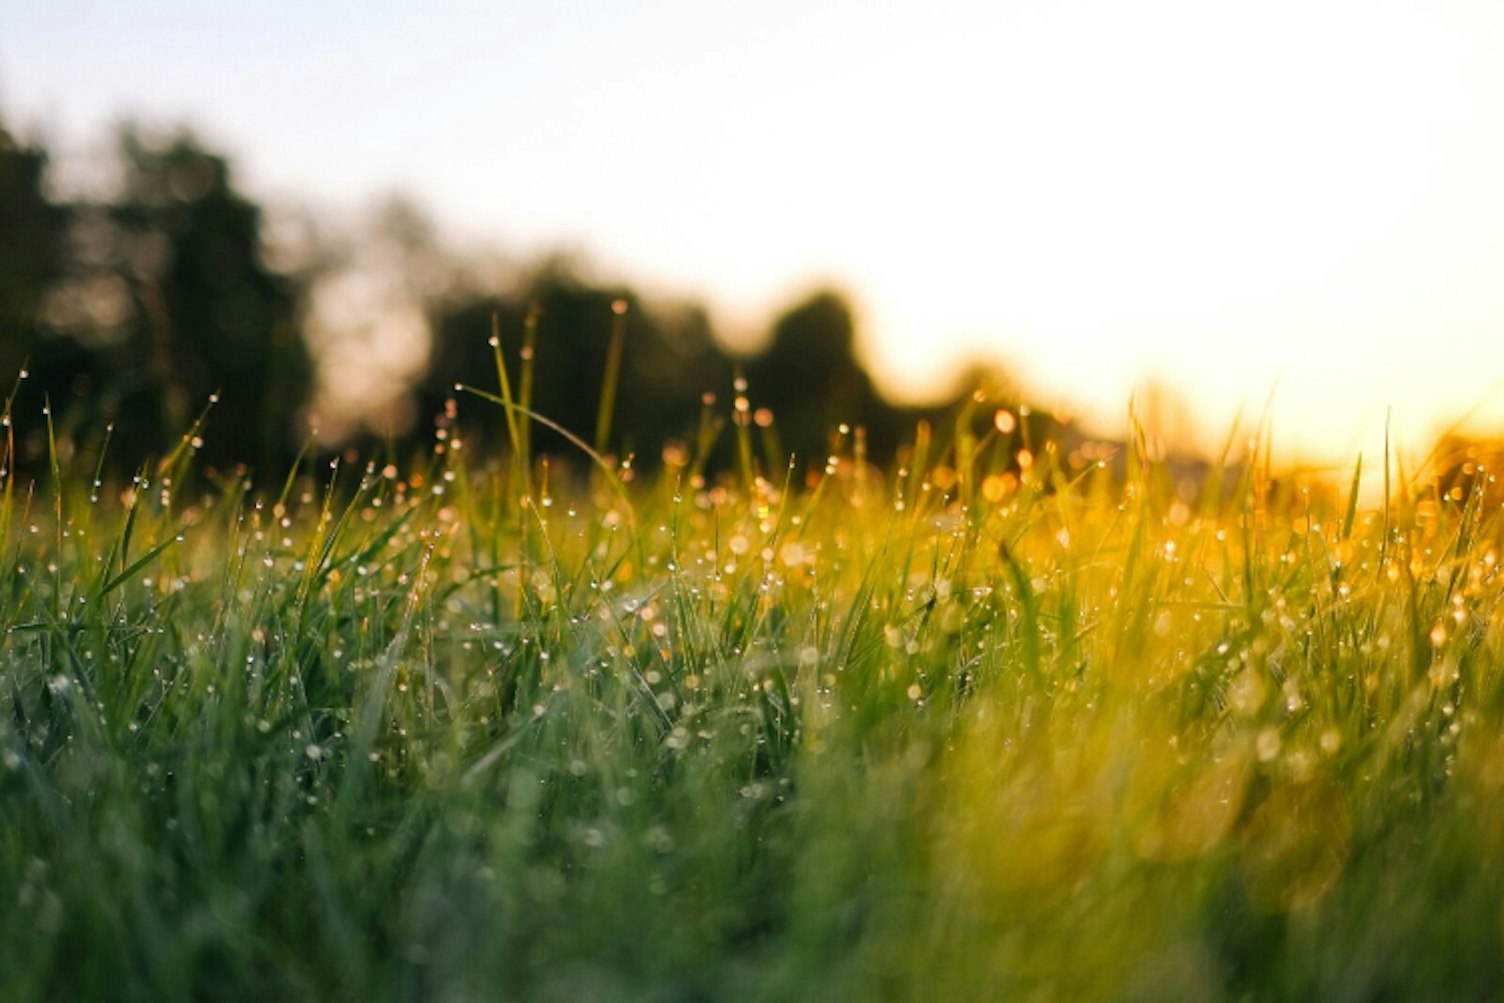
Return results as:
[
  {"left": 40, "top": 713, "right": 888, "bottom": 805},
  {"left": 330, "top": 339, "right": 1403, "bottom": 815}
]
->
[{"left": 7, "top": 0, "right": 1504, "bottom": 466}]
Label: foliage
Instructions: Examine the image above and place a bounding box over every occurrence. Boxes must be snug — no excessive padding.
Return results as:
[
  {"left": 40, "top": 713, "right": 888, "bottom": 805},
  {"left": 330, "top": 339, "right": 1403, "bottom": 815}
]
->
[
  {"left": 33, "top": 127, "right": 312, "bottom": 475},
  {"left": 4, "top": 112, "right": 1028, "bottom": 486},
  {"left": 417, "top": 261, "right": 733, "bottom": 466},
  {"left": 0, "top": 125, "right": 65, "bottom": 376},
  {"left": 2, "top": 378, "right": 1503, "bottom": 1002}
]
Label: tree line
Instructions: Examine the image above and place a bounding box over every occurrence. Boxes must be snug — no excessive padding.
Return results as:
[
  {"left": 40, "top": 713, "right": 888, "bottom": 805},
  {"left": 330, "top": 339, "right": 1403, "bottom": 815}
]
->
[{"left": 1, "top": 118, "right": 1045, "bottom": 484}]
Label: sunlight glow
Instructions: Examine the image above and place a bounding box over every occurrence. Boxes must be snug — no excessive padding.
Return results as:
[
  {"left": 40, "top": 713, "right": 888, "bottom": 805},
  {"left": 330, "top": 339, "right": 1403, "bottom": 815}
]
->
[
  {"left": 7, "top": 0, "right": 1504, "bottom": 466},
  {"left": 837, "top": 0, "right": 1504, "bottom": 464}
]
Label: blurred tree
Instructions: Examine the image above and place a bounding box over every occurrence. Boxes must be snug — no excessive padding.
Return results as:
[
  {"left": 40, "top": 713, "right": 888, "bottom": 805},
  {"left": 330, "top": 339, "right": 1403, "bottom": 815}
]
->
[
  {"left": 117, "top": 128, "right": 312, "bottom": 472},
  {"left": 743, "top": 289, "right": 884, "bottom": 468},
  {"left": 6, "top": 114, "right": 1070, "bottom": 486},
  {"left": 0, "top": 120, "right": 66, "bottom": 393},
  {"left": 417, "top": 258, "right": 732, "bottom": 468},
  {"left": 418, "top": 279, "right": 1052, "bottom": 480},
  {"left": 42, "top": 126, "right": 313, "bottom": 476},
  {"left": 741, "top": 292, "right": 1062, "bottom": 476}
]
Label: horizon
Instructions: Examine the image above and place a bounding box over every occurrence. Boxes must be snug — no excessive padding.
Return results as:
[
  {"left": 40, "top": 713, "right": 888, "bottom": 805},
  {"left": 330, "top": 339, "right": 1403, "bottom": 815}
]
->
[{"left": 7, "top": 0, "right": 1504, "bottom": 467}]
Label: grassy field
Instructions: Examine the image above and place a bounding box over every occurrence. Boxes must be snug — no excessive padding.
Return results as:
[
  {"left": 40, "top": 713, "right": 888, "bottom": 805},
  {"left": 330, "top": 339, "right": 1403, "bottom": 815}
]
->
[{"left": 3, "top": 374, "right": 1504, "bottom": 1001}]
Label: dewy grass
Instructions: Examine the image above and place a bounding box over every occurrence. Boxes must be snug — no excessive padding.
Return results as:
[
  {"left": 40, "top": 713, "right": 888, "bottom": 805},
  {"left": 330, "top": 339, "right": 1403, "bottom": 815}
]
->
[{"left": 4, "top": 387, "right": 1504, "bottom": 1001}]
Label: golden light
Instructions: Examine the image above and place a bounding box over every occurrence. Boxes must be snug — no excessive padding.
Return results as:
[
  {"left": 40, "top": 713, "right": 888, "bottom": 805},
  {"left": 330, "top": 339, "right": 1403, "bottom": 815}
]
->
[
  {"left": 11, "top": 0, "right": 1504, "bottom": 468},
  {"left": 828, "top": 0, "right": 1504, "bottom": 466}
]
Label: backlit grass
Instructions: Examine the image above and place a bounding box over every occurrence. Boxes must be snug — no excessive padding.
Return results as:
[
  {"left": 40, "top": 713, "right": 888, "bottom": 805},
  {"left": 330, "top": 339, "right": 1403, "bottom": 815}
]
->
[{"left": 3, "top": 380, "right": 1504, "bottom": 1000}]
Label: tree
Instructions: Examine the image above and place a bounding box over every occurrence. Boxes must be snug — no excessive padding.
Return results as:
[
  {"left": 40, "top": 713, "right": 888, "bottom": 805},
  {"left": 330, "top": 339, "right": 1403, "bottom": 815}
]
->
[
  {"left": 0, "top": 120, "right": 65, "bottom": 391},
  {"left": 33, "top": 126, "right": 314, "bottom": 477},
  {"left": 743, "top": 289, "right": 882, "bottom": 469},
  {"left": 418, "top": 258, "right": 732, "bottom": 469}
]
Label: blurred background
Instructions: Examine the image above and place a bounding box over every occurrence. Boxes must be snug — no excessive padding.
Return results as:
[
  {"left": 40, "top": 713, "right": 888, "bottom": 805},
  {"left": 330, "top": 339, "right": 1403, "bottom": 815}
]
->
[{"left": 5, "top": 0, "right": 1504, "bottom": 479}]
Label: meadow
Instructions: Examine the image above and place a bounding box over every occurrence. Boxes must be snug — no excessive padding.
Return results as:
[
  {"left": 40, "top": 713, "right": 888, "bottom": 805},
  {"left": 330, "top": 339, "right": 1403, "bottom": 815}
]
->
[{"left": 3, "top": 364, "right": 1503, "bottom": 1002}]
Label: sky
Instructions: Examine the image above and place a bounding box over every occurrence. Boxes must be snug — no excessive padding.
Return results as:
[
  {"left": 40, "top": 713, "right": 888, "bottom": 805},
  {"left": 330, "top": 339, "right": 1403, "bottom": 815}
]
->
[{"left": 6, "top": 0, "right": 1504, "bottom": 467}]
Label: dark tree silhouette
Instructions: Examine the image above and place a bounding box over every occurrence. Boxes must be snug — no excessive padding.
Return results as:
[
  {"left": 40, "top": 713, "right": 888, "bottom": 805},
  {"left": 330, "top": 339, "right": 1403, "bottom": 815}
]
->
[
  {"left": 39, "top": 127, "right": 314, "bottom": 476},
  {"left": 115, "top": 128, "right": 311, "bottom": 472},
  {"left": 743, "top": 289, "right": 884, "bottom": 468},
  {"left": 5, "top": 115, "right": 1061, "bottom": 485},
  {"left": 418, "top": 259, "right": 732, "bottom": 467},
  {"left": 0, "top": 122, "right": 66, "bottom": 394}
]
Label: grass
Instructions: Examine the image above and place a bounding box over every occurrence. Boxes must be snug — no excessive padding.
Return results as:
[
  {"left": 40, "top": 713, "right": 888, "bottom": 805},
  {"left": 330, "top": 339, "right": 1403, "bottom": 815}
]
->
[{"left": 4, "top": 370, "right": 1504, "bottom": 1001}]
